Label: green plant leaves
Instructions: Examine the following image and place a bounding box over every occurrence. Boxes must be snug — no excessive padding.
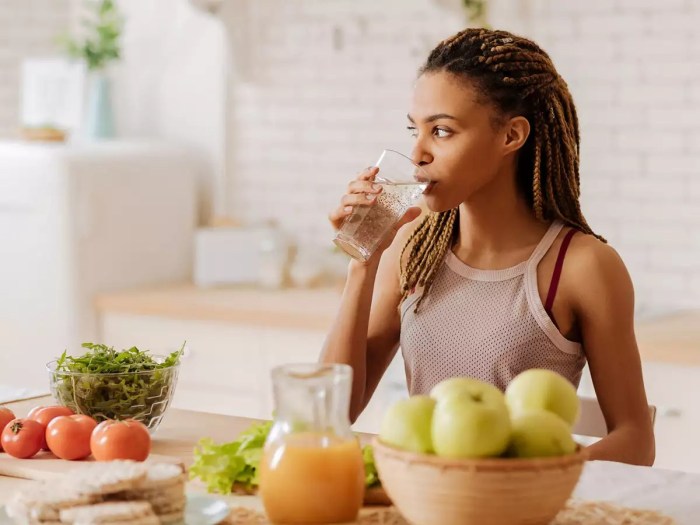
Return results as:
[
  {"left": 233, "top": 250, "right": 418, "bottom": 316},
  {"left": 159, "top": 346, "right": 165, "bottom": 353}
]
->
[{"left": 60, "top": 0, "right": 123, "bottom": 71}]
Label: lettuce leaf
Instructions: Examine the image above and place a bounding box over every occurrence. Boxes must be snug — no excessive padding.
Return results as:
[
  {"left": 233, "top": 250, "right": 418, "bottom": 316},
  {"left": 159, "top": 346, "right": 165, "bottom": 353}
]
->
[
  {"left": 363, "top": 444, "right": 380, "bottom": 488},
  {"left": 189, "top": 420, "right": 272, "bottom": 494}
]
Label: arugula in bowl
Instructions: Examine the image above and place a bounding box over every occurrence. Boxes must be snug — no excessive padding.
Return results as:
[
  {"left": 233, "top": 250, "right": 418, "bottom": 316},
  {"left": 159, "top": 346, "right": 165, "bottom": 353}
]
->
[{"left": 48, "top": 342, "right": 184, "bottom": 432}]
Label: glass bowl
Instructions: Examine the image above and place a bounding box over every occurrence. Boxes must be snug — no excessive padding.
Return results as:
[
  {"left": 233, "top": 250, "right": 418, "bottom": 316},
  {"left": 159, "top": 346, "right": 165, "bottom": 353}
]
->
[{"left": 47, "top": 358, "right": 180, "bottom": 433}]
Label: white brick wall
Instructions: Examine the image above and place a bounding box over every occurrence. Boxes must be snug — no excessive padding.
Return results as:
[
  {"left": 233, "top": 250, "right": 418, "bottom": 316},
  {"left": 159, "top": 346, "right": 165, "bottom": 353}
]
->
[
  {"left": 223, "top": 0, "right": 464, "bottom": 246},
  {"left": 490, "top": 0, "right": 700, "bottom": 314},
  {"left": 223, "top": 0, "right": 700, "bottom": 313},
  {"left": 0, "top": 0, "right": 74, "bottom": 137}
]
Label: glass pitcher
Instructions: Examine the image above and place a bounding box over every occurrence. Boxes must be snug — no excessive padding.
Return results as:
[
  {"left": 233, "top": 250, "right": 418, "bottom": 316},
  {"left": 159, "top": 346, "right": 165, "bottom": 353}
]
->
[{"left": 259, "top": 363, "right": 365, "bottom": 524}]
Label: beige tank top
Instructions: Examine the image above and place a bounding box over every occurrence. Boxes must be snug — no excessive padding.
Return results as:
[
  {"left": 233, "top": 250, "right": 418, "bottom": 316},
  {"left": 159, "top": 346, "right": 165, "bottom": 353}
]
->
[{"left": 400, "top": 220, "right": 586, "bottom": 395}]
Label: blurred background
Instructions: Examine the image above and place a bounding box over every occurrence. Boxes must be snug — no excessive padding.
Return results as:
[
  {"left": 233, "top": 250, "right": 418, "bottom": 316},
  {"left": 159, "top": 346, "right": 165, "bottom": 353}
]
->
[{"left": 0, "top": 0, "right": 698, "bottom": 468}]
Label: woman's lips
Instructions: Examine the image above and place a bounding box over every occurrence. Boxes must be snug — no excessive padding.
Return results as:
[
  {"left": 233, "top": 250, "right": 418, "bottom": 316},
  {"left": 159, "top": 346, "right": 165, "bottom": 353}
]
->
[{"left": 423, "top": 181, "right": 437, "bottom": 194}]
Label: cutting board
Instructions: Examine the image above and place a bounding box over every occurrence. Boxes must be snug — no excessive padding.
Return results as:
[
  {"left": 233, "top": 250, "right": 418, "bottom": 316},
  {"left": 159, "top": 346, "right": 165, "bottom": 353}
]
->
[{"left": 0, "top": 451, "right": 183, "bottom": 481}]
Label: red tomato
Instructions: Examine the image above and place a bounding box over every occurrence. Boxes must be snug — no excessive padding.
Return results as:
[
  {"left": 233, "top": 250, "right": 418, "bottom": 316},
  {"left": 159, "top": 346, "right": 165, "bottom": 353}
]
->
[
  {"left": 1, "top": 419, "right": 44, "bottom": 459},
  {"left": 29, "top": 405, "right": 75, "bottom": 451},
  {"left": 31, "top": 406, "right": 74, "bottom": 426},
  {"left": 0, "top": 407, "right": 16, "bottom": 451},
  {"left": 46, "top": 415, "right": 97, "bottom": 460},
  {"left": 26, "top": 405, "right": 44, "bottom": 419},
  {"left": 90, "top": 419, "right": 151, "bottom": 462}
]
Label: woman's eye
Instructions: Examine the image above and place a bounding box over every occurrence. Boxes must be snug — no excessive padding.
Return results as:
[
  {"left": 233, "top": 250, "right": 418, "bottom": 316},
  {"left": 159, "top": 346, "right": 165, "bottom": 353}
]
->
[{"left": 407, "top": 126, "right": 451, "bottom": 139}]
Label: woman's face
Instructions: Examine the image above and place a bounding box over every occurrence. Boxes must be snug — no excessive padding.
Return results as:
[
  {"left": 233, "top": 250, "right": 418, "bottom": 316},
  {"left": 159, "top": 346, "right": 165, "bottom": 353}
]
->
[{"left": 408, "top": 71, "right": 514, "bottom": 212}]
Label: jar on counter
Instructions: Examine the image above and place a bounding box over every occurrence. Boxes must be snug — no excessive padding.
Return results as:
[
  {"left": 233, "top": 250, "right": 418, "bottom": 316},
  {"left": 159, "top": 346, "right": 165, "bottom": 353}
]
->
[{"left": 259, "top": 363, "right": 365, "bottom": 524}]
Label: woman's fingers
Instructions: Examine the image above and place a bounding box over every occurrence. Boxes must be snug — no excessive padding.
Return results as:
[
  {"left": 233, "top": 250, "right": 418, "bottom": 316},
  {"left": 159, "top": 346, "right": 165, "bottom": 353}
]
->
[
  {"left": 328, "top": 166, "right": 382, "bottom": 231},
  {"left": 328, "top": 194, "right": 377, "bottom": 230},
  {"left": 347, "top": 179, "right": 382, "bottom": 195},
  {"left": 341, "top": 193, "right": 378, "bottom": 207},
  {"left": 328, "top": 206, "right": 353, "bottom": 228},
  {"left": 358, "top": 166, "right": 379, "bottom": 181}
]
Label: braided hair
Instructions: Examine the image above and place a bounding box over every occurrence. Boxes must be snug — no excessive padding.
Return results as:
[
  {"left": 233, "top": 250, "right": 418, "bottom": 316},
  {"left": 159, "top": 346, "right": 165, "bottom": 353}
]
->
[{"left": 400, "top": 28, "right": 602, "bottom": 312}]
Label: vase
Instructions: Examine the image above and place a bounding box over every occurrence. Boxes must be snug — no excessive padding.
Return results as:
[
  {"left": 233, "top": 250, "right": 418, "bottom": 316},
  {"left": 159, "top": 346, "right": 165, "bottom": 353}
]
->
[{"left": 84, "top": 71, "right": 115, "bottom": 139}]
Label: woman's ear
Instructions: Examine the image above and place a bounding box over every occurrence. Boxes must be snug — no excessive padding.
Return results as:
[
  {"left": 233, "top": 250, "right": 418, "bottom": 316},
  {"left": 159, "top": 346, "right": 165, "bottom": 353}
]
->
[{"left": 502, "top": 116, "right": 530, "bottom": 155}]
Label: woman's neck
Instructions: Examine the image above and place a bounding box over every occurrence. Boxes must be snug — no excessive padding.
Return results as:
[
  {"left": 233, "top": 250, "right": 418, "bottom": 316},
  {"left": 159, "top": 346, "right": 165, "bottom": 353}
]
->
[{"left": 454, "top": 170, "right": 550, "bottom": 267}]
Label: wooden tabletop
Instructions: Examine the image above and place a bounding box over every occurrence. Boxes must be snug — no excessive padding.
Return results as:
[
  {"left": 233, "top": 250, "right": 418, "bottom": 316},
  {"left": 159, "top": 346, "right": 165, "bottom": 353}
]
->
[
  {"left": 0, "top": 395, "right": 258, "bottom": 504},
  {"left": 3, "top": 397, "right": 700, "bottom": 523},
  {"left": 0, "top": 396, "right": 255, "bottom": 465}
]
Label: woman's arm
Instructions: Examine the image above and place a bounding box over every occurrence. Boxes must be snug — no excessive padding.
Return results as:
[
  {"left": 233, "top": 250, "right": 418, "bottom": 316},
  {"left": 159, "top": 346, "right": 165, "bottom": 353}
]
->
[
  {"left": 569, "top": 238, "right": 655, "bottom": 466},
  {"left": 321, "top": 209, "right": 421, "bottom": 422},
  {"left": 321, "top": 257, "right": 386, "bottom": 421}
]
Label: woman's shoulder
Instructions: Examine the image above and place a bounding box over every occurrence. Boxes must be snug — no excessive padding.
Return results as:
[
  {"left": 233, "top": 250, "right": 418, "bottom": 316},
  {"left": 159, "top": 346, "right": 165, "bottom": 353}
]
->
[
  {"left": 566, "top": 230, "right": 627, "bottom": 274},
  {"left": 563, "top": 229, "right": 635, "bottom": 312}
]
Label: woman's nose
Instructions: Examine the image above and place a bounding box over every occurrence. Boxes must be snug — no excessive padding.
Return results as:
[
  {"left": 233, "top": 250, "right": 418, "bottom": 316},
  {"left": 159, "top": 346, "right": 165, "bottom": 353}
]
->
[{"left": 411, "top": 143, "right": 433, "bottom": 167}]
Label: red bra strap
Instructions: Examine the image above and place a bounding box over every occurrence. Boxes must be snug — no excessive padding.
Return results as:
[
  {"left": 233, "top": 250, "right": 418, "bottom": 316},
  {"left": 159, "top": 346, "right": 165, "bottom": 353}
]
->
[{"left": 544, "top": 228, "right": 577, "bottom": 318}]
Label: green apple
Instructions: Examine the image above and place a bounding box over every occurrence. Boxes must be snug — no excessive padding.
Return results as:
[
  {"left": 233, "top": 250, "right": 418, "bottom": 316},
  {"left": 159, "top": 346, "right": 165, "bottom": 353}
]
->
[
  {"left": 430, "top": 377, "right": 506, "bottom": 406},
  {"left": 505, "top": 369, "right": 580, "bottom": 425},
  {"left": 507, "top": 409, "right": 577, "bottom": 458},
  {"left": 379, "top": 395, "right": 436, "bottom": 454},
  {"left": 431, "top": 391, "right": 511, "bottom": 459}
]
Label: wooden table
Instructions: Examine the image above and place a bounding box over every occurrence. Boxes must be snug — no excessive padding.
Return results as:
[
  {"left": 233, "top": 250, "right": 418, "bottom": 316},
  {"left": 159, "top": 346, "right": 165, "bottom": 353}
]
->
[
  {"left": 2, "top": 396, "right": 700, "bottom": 524},
  {"left": 0, "top": 395, "right": 255, "bottom": 502}
]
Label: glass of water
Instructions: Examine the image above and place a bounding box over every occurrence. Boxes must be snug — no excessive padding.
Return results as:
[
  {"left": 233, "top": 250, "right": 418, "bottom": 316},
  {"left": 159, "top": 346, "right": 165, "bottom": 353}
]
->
[{"left": 333, "top": 149, "right": 428, "bottom": 262}]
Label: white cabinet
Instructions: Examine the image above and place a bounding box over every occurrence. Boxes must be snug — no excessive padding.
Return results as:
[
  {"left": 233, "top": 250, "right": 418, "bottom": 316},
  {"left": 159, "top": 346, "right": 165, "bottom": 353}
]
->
[
  {"left": 578, "top": 362, "right": 700, "bottom": 473},
  {"left": 99, "top": 311, "right": 408, "bottom": 434},
  {"left": 260, "top": 327, "right": 328, "bottom": 418},
  {"left": 0, "top": 140, "right": 198, "bottom": 391},
  {"left": 100, "top": 313, "right": 265, "bottom": 419}
]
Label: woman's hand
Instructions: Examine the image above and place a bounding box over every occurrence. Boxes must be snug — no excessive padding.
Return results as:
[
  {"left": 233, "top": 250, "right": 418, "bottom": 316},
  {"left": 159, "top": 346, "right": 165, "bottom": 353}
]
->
[
  {"left": 329, "top": 167, "right": 422, "bottom": 263},
  {"left": 328, "top": 166, "right": 383, "bottom": 231}
]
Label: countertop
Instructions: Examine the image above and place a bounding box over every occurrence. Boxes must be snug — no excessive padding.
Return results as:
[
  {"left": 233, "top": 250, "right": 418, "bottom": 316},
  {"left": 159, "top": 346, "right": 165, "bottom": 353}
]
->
[
  {"left": 95, "top": 283, "right": 343, "bottom": 331},
  {"left": 634, "top": 310, "right": 700, "bottom": 365},
  {"left": 95, "top": 284, "right": 700, "bottom": 365}
]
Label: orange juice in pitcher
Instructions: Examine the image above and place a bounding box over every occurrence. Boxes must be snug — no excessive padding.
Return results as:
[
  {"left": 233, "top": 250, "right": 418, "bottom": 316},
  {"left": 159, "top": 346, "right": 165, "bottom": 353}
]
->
[{"left": 259, "top": 364, "right": 365, "bottom": 524}]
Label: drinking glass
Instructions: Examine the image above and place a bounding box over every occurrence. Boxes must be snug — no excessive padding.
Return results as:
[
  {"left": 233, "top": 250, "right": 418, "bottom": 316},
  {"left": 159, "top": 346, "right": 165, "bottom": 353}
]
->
[{"left": 333, "top": 149, "right": 428, "bottom": 262}]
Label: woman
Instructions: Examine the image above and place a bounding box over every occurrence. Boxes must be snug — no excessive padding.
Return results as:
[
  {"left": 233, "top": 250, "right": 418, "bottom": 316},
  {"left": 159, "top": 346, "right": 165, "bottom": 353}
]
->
[{"left": 322, "top": 28, "right": 654, "bottom": 466}]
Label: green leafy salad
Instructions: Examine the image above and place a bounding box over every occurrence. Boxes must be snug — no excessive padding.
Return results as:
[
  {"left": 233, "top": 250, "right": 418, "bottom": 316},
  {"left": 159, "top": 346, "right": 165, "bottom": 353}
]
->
[
  {"left": 190, "top": 421, "right": 381, "bottom": 494},
  {"left": 362, "top": 443, "right": 380, "bottom": 488},
  {"left": 51, "top": 342, "right": 183, "bottom": 426}
]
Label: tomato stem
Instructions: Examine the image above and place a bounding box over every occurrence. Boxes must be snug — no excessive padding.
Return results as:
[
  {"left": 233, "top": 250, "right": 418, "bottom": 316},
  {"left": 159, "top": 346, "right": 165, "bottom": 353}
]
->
[{"left": 10, "top": 421, "right": 23, "bottom": 434}]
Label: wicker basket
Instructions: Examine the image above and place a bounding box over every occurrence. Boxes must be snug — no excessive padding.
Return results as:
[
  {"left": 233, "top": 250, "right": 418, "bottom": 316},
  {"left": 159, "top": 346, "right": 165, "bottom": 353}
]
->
[{"left": 372, "top": 437, "right": 587, "bottom": 525}]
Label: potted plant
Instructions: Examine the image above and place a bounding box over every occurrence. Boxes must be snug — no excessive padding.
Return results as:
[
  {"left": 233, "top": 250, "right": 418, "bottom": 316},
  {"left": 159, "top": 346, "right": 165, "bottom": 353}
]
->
[
  {"left": 463, "top": 0, "right": 488, "bottom": 26},
  {"left": 60, "top": 0, "right": 123, "bottom": 139}
]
